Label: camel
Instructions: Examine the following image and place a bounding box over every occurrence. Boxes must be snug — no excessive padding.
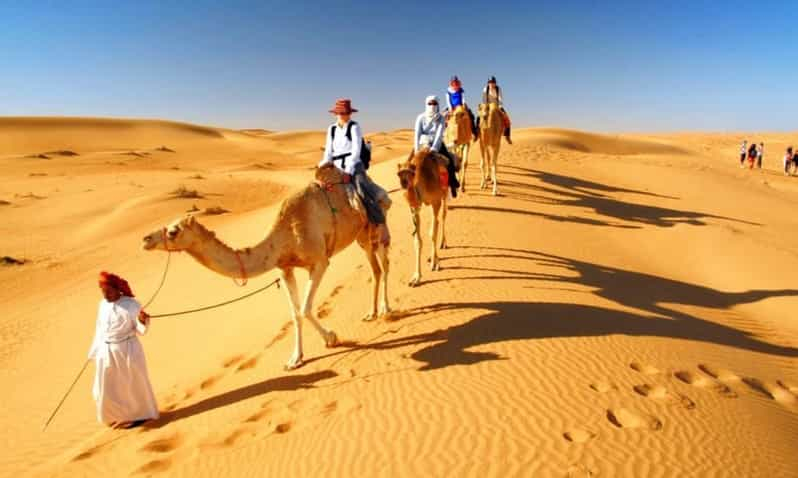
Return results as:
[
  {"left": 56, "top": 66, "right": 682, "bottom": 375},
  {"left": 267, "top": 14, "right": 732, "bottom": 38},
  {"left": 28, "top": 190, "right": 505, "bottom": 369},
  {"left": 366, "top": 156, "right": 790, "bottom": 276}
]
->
[
  {"left": 141, "top": 164, "right": 391, "bottom": 370},
  {"left": 397, "top": 148, "right": 450, "bottom": 287},
  {"left": 445, "top": 105, "right": 472, "bottom": 193},
  {"left": 478, "top": 102, "right": 503, "bottom": 196}
]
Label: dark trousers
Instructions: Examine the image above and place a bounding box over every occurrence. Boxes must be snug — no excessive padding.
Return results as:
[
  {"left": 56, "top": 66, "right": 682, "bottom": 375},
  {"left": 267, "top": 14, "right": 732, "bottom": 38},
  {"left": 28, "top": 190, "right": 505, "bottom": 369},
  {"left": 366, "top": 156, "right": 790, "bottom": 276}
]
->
[
  {"left": 438, "top": 143, "right": 460, "bottom": 197},
  {"left": 353, "top": 163, "right": 386, "bottom": 225}
]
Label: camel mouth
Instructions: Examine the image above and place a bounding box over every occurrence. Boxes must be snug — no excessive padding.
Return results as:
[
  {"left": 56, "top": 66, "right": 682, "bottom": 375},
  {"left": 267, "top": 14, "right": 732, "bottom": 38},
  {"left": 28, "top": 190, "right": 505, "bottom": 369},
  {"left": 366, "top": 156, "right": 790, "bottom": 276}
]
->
[{"left": 141, "top": 237, "right": 157, "bottom": 250}]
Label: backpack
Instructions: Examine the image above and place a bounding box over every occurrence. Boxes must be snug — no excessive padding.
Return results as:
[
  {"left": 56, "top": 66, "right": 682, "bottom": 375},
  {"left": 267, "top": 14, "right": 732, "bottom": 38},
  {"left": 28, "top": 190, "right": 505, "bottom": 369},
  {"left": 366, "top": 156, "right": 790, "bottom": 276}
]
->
[{"left": 330, "top": 121, "right": 372, "bottom": 170}]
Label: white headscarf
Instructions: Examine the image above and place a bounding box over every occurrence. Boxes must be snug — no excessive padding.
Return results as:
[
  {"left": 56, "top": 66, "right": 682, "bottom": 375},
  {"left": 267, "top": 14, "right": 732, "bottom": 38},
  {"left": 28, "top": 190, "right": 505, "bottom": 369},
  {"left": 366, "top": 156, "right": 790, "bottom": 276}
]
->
[{"left": 425, "top": 95, "right": 441, "bottom": 123}]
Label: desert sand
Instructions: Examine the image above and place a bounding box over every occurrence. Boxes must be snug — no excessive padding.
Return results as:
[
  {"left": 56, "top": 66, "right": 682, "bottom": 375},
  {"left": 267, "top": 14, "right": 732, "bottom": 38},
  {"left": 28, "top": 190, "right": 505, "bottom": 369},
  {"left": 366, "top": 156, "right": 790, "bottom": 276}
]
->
[{"left": 0, "top": 117, "right": 796, "bottom": 477}]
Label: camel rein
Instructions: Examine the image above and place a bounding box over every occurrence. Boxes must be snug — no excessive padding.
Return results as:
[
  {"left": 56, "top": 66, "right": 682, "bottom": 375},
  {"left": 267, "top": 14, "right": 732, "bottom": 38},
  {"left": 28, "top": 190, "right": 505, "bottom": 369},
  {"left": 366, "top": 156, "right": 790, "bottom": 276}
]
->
[
  {"left": 147, "top": 278, "right": 280, "bottom": 319},
  {"left": 315, "top": 179, "right": 348, "bottom": 258}
]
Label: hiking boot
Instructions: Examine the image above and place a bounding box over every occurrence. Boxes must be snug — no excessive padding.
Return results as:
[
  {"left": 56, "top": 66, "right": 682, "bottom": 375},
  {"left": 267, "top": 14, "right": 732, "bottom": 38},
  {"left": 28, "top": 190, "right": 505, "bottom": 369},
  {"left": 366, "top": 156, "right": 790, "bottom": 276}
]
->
[{"left": 505, "top": 134, "right": 513, "bottom": 145}]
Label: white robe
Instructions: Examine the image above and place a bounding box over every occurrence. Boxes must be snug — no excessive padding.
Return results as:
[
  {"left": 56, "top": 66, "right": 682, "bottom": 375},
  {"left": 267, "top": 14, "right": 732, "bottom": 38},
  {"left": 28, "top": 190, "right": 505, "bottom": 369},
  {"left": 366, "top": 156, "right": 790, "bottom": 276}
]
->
[{"left": 87, "top": 296, "right": 159, "bottom": 425}]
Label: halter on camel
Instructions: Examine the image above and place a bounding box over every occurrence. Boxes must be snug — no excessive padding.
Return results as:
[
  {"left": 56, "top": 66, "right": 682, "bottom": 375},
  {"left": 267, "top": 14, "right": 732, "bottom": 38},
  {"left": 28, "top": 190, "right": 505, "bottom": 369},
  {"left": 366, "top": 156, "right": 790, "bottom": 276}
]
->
[{"left": 162, "top": 226, "right": 248, "bottom": 286}]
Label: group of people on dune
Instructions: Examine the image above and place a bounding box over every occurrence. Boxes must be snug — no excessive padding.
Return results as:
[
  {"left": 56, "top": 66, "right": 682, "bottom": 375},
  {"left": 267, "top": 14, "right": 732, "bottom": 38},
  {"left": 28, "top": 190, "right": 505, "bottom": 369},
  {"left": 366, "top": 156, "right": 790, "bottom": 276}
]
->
[
  {"left": 739, "top": 139, "right": 798, "bottom": 175},
  {"left": 85, "top": 75, "right": 511, "bottom": 428}
]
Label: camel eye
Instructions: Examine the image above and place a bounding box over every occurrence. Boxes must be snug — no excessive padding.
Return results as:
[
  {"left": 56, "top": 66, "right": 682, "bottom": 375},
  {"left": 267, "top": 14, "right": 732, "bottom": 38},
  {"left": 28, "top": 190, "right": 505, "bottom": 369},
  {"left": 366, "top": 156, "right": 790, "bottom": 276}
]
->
[{"left": 167, "top": 228, "right": 179, "bottom": 239}]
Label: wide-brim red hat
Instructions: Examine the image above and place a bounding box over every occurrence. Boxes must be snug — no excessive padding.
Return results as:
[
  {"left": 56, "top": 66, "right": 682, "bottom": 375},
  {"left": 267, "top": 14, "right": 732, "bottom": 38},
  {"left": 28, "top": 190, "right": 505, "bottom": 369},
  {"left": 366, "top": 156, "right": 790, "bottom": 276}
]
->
[{"left": 329, "top": 98, "right": 358, "bottom": 115}]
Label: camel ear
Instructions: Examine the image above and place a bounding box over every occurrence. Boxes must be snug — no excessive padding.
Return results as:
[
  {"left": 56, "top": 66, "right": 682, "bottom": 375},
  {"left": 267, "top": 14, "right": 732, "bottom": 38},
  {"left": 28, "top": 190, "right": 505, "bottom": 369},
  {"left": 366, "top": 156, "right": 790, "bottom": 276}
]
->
[{"left": 186, "top": 215, "right": 196, "bottom": 225}]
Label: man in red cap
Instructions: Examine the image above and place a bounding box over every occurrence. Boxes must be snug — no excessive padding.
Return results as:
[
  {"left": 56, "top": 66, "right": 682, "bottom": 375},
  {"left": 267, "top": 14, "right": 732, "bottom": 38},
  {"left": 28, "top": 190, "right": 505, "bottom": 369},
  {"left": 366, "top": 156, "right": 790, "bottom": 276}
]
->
[
  {"left": 88, "top": 272, "right": 159, "bottom": 428},
  {"left": 319, "top": 98, "right": 391, "bottom": 245}
]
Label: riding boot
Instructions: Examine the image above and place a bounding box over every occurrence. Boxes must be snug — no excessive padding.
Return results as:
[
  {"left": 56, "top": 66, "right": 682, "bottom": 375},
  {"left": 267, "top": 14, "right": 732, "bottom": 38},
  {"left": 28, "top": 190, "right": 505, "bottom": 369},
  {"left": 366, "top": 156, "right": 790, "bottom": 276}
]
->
[
  {"left": 504, "top": 125, "right": 513, "bottom": 145},
  {"left": 442, "top": 147, "right": 459, "bottom": 198}
]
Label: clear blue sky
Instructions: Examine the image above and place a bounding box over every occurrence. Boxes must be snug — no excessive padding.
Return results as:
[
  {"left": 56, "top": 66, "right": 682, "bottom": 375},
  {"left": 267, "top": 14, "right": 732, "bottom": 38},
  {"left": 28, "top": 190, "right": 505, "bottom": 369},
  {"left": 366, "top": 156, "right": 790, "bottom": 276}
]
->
[{"left": 1, "top": 1, "right": 796, "bottom": 132}]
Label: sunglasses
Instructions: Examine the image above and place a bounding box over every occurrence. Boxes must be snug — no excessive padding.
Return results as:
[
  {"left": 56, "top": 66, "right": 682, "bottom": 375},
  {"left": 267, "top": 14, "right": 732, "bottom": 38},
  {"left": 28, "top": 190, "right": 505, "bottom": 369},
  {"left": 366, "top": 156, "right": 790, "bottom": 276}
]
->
[{"left": 427, "top": 101, "right": 438, "bottom": 105}]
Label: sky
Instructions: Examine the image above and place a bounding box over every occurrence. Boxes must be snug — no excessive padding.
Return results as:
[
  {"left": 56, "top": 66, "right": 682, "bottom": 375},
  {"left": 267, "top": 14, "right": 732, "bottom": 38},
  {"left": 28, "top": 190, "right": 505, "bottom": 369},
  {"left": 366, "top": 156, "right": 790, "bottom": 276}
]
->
[{"left": 1, "top": 1, "right": 796, "bottom": 133}]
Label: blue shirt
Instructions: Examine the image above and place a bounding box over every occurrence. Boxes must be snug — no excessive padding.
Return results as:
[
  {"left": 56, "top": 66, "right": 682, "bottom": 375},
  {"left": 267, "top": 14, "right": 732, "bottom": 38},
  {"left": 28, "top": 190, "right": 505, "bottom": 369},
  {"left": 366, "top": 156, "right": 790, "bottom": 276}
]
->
[{"left": 447, "top": 88, "right": 464, "bottom": 110}]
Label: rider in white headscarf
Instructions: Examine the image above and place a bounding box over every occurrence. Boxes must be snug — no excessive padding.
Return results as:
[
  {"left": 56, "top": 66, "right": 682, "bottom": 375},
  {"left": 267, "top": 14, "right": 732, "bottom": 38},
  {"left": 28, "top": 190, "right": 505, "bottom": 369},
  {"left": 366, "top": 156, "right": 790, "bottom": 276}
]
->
[{"left": 413, "top": 95, "right": 460, "bottom": 197}]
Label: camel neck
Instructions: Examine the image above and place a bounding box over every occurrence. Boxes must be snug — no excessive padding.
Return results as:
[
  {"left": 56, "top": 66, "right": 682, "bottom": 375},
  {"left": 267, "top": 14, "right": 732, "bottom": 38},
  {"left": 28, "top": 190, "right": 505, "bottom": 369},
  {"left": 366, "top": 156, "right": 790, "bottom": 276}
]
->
[{"left": 185, "top": 226, "right": 283, "bottom": 280}]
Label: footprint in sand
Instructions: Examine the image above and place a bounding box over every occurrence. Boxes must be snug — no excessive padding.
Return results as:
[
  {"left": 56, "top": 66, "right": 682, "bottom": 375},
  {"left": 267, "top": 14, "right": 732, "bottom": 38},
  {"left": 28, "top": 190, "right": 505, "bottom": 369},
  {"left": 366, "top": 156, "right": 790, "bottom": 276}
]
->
[
  {"left": 698, "top": 364, "right": 741, "bottom": 383},
  {"left": 674, "top": 370, "right": 738, "bottom": 398},
  {"left": 606, "top": 408, "right": 662, "bottom": 431},
  {"left": 320, "top": 401, "right": 338, "bottom": 416},
  {"left": 244, "top": 410, "right": 270, "bottom": 423},
  {"left": 742, "top": 377, "right": 797, "bottom": 406},
  {"left": 223, "top": 428, "right": 252, "bottom": 446},
  {"left": 273, "top": 421, "right": 292, "bottom": 434},
  {"left": 236, "top": 356, "right": 259, "bottom": 372},
  {"left": 633, "top": 384, "right": 696, "bottom": 410},
  {"left": 139, "top": 434, "right": 183, "bottom": 454},
  {"left": 134, "top": 458, "right": 172, "bottom": 474},
  {"left": 630, "top": 362, "right": 660, "bottom": 375},
  {"left": 200, "top": 373, "right": 223, "bottom": 390},
  {"left": 563, "top": 428, "right": 596, "bottom": 443},
  {"left": 265, "top": 323, "right": 291, "bottom": 348},
  {"left": 589, "top": 381, "right": 618, "bottom": 393},
  {"left": 222, "top": 355, "right": 245, "bottom": 369}
]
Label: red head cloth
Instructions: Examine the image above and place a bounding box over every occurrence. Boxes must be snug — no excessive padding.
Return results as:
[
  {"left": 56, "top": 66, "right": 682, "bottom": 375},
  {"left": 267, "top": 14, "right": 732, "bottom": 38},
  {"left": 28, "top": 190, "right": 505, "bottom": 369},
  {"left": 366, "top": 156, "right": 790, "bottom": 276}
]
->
[{"left": 98, "top": 271, "right": 135, "bottom": 297}]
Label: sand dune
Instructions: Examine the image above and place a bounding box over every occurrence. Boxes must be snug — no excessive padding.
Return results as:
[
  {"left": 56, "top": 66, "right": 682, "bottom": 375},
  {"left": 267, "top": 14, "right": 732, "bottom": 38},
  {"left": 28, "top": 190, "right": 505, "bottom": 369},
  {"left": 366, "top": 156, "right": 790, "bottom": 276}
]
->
[{"left": 0, "top": 118, "right": 796, "bottom": 477}]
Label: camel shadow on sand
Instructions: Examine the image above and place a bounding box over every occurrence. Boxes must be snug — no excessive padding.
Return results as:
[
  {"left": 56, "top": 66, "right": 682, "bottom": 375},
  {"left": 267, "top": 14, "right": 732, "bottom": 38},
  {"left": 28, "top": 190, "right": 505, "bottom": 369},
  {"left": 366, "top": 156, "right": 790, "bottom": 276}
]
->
[
  {"left": 144, "top": 370, "right": 337, "bottom": 428},
  {"left": 312, "top": 247, "right": 797, "bottom": 372},
  {"left": 454, "top": 165, "right": 760, "bottom": 229}
]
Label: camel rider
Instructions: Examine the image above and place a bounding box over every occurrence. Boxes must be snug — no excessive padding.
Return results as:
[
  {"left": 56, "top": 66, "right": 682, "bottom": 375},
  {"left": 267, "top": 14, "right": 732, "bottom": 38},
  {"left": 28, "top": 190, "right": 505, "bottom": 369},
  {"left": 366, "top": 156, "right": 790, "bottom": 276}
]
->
[
  {"left": 414, "top": 95, "right": 460, "bottom": 198},
  {"left": 481, "top": 76, "right": 512, "bottom": 144},
  {"left": 446, "top": 75, "right": 478, "bottom": 138},
  {"left": 319, "top": 98, "right": 391, "bottom": 246}
]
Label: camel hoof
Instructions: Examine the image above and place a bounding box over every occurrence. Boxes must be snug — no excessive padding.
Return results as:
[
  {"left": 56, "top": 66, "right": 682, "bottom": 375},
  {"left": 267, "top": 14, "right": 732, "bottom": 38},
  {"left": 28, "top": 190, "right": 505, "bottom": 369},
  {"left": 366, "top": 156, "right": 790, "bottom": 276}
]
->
[
  {"left": 440, "top": 243, "right": 448, "bottom": 250},
  {"left": 325, "top": 331, "right": 339, "bottom": 347},
  {"left": 284, "top": 357, "right": 305, "bottom": 371},
  {"left": 408, "top": 276, "right": 421, "bottom": 287},
  {"left": 431, "top": 262, "right": 440, "bottom": 272},
  {"left": 362, "top": 313, "right": 377, "bottom": 322}
]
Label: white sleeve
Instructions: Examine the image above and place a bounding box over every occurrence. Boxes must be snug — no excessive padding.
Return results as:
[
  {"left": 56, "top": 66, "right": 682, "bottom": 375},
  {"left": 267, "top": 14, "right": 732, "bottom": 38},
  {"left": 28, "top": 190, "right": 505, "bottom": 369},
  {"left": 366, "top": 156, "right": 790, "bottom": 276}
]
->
[
  {"left": 87, "top": 303, "right": 103, "bottom": 359},
  {"left": 446, "top": 92, "right": 453, "bottom": 111},
  {"left": 345, "top": 123, "right": 362, "bottom": 176},
  {"left": 126, "top": 299, "right": 147, "bottom": 336},
  {"left": 431, "top": 119, "right": 444, "bottom": 152},
  {"left": 319, "top": 126, "right": 333, "bottom": 168},
  {"left": 414, "top": 115, "right": 423, "bottom": 153},
  {"left": 498, "top": 87, "right": 504, "bottom": 106}
]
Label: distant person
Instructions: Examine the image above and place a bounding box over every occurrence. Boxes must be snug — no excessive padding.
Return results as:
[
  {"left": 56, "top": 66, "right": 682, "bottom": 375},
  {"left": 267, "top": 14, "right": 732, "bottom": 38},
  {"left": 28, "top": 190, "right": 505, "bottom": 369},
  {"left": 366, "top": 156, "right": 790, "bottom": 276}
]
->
[
  {"left": 793, "top": 149, "right": 798, "bottom": 176},
  {"left": 414, "top": 95, "right": 459, "bottom": 197},
  {"left": 756, "top": 143, "right": 764, "bottom": 169},
  {"left": 319, "top": 98, "right": 391, "bottom": 245},
  {"left": 740, "top": 140, "right": 748, "bottom": 167},
  {"left": 747, "top": 142, "right": 757, "bottom": 169},
  {"left": 88, "top": 272, "right": 159, "bottom": 428},
  {"left": 784, "top": 147, "right": 793, "bottom": 175},
  {"left": 480, "top": 76, "right": 512, "bottom": 144},
  {"left": 445, "top": 75, "right": 478, "bottom": 137}
]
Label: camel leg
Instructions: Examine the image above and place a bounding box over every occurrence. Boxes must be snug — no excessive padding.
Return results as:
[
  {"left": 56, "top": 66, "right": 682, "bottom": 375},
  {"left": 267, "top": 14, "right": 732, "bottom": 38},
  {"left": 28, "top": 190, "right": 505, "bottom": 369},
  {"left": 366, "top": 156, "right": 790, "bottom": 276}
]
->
[
  {"left": 479, "top": 141, "right": 487, "bottom": 190},
  {"left": 492, "top": 145, "right": 500, "bottom": 196},
  {"left": 460, "top": 144, "right": 468, "bottom": 193},
  {"left": 281, "top": 268, "right": 305, "bottom": 370},
  {"left": 362, "top": 244, "right": 382, "bottom": 322},
  {"left": 430, "top": 202, "right": 441, "bottom": 272},
  {"left": 440, "top": 195, "right": 448, "bottom": 249},
  {"left": 299, "top": 260, "right": 338, "bottom": 352},
  {"left": 377, "top": 243, "right": 391, "bottom": 317},
  {"left": 409, "top": 208, "right": 422, "bottom": 287}
]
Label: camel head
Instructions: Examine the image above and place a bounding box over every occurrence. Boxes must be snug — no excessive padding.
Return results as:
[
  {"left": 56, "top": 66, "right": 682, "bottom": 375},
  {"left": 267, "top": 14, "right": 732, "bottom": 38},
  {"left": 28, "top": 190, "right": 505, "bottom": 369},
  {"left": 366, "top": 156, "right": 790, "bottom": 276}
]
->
[
  {"left": 479, "top": 103, "right": 497, "bottom": 123},
  {"left": 448, "top": 106, "right": 469, "bottom": 138},
  {"left": 397, "top": 150, "right": 418, "bottom": 190},
  {"left": 141, "top": 215, "right": 203, "bottom": 252}
]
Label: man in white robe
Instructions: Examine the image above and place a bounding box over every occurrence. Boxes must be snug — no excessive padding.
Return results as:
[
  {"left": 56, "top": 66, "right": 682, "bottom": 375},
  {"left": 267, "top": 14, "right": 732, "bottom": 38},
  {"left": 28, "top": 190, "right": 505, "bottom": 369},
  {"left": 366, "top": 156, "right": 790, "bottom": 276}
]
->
[{"left": 88, "top": 272, "right": 159, "bottom": 428}]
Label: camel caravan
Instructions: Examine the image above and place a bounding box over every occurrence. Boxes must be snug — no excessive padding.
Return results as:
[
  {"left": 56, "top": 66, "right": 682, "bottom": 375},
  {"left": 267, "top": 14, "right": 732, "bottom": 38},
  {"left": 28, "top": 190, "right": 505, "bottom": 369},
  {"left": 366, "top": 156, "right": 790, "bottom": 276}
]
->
[{"left": 140, "top": 76, "right": 513, "bottom": 370}]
